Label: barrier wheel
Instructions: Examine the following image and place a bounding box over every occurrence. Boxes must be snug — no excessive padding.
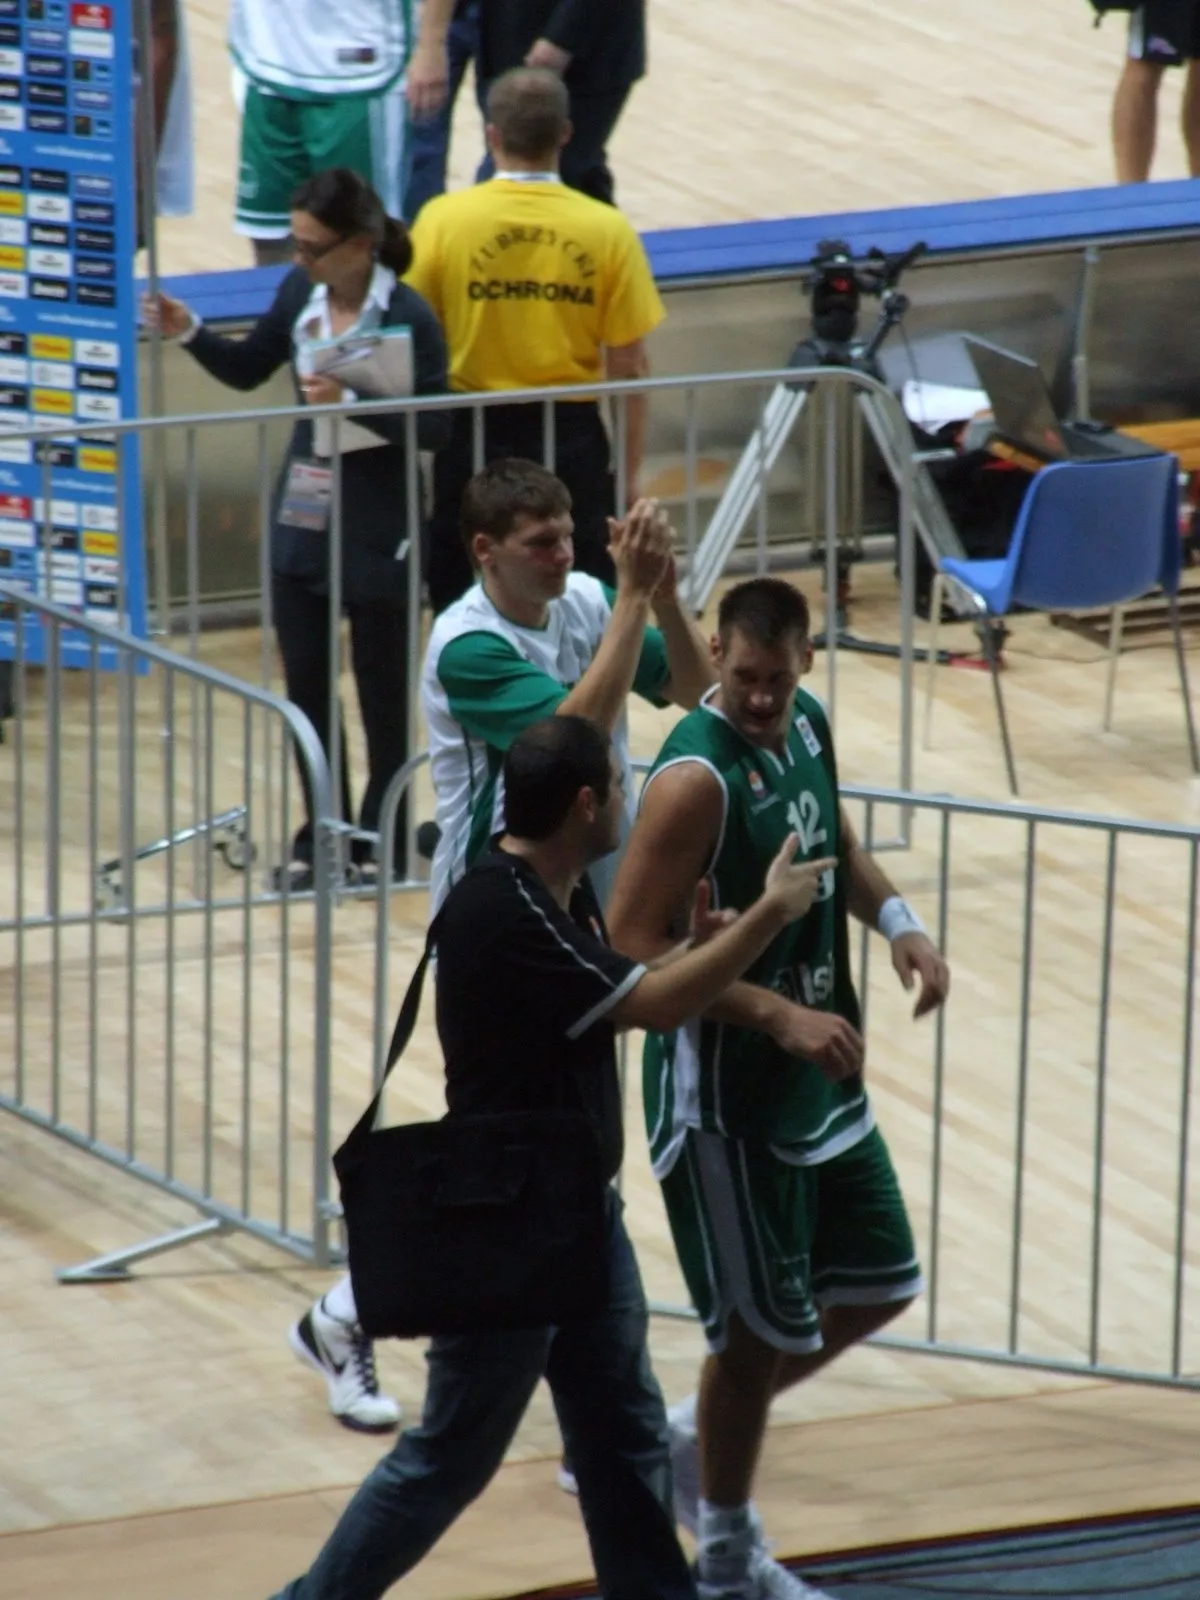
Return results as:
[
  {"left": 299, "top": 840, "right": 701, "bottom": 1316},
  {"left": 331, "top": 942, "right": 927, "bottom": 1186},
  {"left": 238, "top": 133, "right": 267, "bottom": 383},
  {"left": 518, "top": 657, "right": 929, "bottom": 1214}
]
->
[
  {"left": 95, "top": 873, "right": 123, "bottom": 911},
  {"left": 217, "top": 830, "right": 257, "bottom": 872}
]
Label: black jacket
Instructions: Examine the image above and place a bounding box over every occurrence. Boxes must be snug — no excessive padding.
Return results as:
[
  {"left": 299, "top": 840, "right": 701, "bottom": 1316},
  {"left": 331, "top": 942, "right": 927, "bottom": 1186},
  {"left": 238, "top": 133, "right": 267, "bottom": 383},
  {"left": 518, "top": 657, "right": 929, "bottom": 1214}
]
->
[
  {"left": 479, "top": 0, "right": 645, "bottom": 93},
  {"left": 185, "top": 267, "right": 451, "bottom": 606}
]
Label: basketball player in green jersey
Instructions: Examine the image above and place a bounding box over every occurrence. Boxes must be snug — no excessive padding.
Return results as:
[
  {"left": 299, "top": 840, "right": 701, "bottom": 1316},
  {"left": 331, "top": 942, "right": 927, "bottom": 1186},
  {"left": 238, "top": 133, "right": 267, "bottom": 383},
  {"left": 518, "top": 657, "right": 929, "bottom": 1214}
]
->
[{"left": 607, "top": 577, "right": 950, "bottom": 1600}]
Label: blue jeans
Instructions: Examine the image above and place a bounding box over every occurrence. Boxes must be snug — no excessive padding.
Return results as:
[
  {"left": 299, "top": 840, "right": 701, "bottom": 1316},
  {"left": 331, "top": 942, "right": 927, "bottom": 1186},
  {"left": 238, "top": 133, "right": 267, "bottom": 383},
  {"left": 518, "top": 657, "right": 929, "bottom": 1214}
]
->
[
  {"left": 403, "top": 0, "right": 486, "bottom": 219},
  {"left": 272, "top": 1192, "right": 696, "bottom": 1600}
]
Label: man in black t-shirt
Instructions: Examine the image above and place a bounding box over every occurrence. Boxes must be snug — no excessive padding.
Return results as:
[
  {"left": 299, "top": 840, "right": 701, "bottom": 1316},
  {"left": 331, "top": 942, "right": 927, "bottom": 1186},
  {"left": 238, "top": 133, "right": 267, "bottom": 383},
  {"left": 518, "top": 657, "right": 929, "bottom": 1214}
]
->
[{"left": 269, "top": 715, "right": 835, "bottom": 1600}]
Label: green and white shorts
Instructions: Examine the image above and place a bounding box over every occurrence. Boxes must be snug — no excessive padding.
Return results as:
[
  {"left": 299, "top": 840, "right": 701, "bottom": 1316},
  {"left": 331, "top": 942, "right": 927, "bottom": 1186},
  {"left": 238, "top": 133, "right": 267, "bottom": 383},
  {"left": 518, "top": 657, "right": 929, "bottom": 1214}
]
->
[
  {"left": 659, "top": 1125, "right": 923, "bottom": 1354},
  {"left": 235, "top": 82, "right": 407, "bottom": 239}
]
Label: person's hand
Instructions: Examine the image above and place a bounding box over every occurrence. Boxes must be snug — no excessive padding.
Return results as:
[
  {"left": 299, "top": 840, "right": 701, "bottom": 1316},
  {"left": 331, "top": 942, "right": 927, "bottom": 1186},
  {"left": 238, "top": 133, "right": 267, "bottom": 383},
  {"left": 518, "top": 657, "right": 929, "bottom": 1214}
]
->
[
  {"left": 300, "top": 373, "right": 346, "bottom": 406},
  {"left": 524, "top": 36, "right": 571, "bottom": 73},
  {"left": 653, "top": 550, "right": 679, "bottom": 606},
  {"left": 762, "top": 835, "right": 838, "bottom": 925},
  {"left": 688, "top": 878, "right": 738, "bottom": 948},
  {"left": 608, "top": 497, "right": 671, "bottom": 599},
  {"left": 140, "top": 290, "right": 193, "bottom": 339},
  {"left": 406, "top": 40, "right": 450, "bottom": 120},
  {"left": 892, "top": 932, "right": 950, "bottom": 1019},
  {"left": 767, "top": 1001, "right": 866, "bottom": 1083}
]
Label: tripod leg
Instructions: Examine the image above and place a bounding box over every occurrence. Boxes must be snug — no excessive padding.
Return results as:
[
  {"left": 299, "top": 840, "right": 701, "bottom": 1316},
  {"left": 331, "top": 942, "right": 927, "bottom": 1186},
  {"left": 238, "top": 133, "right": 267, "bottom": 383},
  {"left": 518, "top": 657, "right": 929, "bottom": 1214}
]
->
[{"left": 686, "top": 384, "right": 809, "bottom": 612}]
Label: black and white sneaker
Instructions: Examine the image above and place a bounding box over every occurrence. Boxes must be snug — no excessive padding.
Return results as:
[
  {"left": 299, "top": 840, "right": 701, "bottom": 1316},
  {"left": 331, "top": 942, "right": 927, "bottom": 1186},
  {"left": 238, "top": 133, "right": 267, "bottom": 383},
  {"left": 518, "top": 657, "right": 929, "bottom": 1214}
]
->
[{"left": 288, "top": 1296, "right": 402, "bottom": 1434}]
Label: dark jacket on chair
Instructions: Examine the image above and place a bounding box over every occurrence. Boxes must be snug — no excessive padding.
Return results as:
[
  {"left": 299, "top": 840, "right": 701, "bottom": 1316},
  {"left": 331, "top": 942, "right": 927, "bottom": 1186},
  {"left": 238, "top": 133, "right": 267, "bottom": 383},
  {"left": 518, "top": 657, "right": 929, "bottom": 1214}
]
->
[{"left": 184, "top": 267, "right": 451, "bottom": 607}]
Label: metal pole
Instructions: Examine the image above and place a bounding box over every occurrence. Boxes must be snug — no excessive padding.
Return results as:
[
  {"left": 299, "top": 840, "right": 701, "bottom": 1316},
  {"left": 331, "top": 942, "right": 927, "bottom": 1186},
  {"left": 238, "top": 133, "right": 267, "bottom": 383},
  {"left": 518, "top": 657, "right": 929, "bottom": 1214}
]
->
[{"left": 133, "top": 0, "right": 172, "bottom": 638}]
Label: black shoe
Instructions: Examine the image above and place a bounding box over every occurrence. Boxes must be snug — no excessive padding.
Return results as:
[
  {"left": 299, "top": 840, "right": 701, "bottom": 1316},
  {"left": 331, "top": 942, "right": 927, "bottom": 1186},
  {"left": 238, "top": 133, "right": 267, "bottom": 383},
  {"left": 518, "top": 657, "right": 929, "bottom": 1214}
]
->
[
  {"left": 416, "top": 820, "right": 441, "bottom": 860},
  {"left": 270, "top": 861, "right": 315, "bottom": 893}
]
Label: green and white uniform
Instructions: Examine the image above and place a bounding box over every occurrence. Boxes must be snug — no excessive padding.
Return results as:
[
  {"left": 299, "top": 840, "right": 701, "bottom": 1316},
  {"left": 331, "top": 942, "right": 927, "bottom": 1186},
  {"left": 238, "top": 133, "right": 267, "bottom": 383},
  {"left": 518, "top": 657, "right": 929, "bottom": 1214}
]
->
[
  {"left": 421, "top": 573, "right": 669, "bottom": 915},
  {"left": 230, "top": 0, "right": 411, "bottom": 235},
  {"left": 643, "top": 686, "right": 922, "bottom": 1353}
]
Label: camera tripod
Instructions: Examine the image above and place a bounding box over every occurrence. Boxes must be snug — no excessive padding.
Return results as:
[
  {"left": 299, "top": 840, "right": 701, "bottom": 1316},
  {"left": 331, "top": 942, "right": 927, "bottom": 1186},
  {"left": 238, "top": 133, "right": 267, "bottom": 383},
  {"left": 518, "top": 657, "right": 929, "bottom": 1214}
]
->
[{"left": 683, "top": 244, "right": 984, "bottom": 659}]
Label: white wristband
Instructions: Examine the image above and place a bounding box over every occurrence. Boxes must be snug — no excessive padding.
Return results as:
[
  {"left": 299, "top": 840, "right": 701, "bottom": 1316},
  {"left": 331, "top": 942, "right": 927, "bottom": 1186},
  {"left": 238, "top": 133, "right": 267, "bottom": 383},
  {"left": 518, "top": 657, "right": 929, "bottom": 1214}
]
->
[
  {"left": 878, "top": 895, "right": 926, "bottom": 943},
  {"left": 176, "top": 311, "right": 202, "bottom": 346}
]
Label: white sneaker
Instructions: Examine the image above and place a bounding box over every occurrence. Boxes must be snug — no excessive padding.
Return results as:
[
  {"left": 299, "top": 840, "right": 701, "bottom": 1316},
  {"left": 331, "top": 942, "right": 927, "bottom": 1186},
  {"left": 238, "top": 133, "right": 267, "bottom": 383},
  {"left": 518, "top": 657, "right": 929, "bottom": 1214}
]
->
[
  {"left": 288, "top": 1297, "right": 402, "bottom": 1434},
  {"left": 698, "top": 1508, "right": 834, "bottom": 1600},
  {"left": 667, "top": 1396, "right": 700, "bottom": 1534},
  {"left": 750, "top": 1546, "right": 835, "bottom": 1600},
  {"left": 556, "top": 1461, "right": 579, "bottom": 1495}
]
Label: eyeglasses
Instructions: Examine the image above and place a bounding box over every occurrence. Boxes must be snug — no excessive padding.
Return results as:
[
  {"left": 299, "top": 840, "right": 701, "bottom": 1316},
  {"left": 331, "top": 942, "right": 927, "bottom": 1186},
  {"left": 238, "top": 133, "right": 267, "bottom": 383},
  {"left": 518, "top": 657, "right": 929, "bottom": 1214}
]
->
[{"left": 292, "top": 233, "right": 346, "bottom": 263}]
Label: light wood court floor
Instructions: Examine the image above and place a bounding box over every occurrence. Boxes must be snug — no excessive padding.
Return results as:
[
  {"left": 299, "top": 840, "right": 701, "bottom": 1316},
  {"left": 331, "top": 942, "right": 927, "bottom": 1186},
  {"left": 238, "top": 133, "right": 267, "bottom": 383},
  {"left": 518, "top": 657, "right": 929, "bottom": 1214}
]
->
[
  {"left": 7, "top": 2, "right": 1200, "bottom": 1595},
  {"left": 164, "top": 0, "right": 1182, "bottom": 277}
]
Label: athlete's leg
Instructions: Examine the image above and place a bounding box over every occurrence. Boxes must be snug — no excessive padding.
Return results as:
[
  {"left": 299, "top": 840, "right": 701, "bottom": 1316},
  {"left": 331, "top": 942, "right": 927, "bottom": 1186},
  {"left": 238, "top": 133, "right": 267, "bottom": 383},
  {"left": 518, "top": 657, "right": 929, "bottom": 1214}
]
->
[
  {"left": 1113, "top": 6, "right": 1174, "bottom": 181},
  {"left": 235, "top": 86, "right": 306, "bottom": 262},
  {"left": 1182, "top": 57, "right": 1200, "bottom": 172}
]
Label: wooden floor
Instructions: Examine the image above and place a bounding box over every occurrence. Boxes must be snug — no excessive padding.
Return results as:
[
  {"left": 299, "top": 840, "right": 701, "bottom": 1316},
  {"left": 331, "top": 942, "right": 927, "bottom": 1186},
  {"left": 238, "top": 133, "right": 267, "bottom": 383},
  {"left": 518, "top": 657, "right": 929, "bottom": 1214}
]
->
[
  {"left": 161, "top": 0, "right": 1184, "bottom": 277},
  {"left": 6, "top": 2, "right": 1200, "bottom": 1596}
]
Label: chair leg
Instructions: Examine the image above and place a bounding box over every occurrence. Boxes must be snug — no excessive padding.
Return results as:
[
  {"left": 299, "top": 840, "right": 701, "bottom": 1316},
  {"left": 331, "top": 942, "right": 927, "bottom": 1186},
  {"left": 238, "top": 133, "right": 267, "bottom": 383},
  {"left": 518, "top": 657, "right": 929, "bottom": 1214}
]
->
[
  {"left": 1103, "top": 605, "right": 1125, "bottom": 732},
  {"left": 1167, "top": 596, "right": 1200, "bottom": 774},
  {"left": 980, "top": 616, "right": 1019, "bottom": 795},
  {"left": 923, "top": 574, "right": 944, "bottom": 751}
]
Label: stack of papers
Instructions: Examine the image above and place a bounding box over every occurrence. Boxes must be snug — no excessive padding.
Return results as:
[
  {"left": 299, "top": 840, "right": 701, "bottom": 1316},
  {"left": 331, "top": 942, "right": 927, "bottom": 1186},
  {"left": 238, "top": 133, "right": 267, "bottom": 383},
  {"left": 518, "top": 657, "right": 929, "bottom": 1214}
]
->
[{"left": 310, "top": 326, "right": 414, "bottom": 400}]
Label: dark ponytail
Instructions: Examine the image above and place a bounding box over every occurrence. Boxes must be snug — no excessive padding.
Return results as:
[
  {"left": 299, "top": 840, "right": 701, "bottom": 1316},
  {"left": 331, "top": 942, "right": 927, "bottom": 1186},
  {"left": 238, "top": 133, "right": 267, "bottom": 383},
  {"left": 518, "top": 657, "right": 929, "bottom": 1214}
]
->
[
  {"left": 378, "top": 214, "right": 413, "bottom": 275},
  {"left": 290, "top": 166, "right": 411, "bottom": 274}
]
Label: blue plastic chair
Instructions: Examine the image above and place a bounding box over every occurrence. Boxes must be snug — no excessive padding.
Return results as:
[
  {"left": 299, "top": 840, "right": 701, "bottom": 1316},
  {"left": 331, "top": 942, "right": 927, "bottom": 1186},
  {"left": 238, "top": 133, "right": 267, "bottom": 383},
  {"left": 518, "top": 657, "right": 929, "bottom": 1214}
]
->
[{"left": 923, "top": 454, "right": 1200, "bottom": 793}]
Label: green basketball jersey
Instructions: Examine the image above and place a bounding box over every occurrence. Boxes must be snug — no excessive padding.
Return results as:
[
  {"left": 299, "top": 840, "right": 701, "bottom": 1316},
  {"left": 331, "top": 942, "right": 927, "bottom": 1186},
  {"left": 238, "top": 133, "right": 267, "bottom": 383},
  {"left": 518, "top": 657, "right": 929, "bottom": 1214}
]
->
[{"left": 643, "top": 686, "right": 873, "bottom": 1177}]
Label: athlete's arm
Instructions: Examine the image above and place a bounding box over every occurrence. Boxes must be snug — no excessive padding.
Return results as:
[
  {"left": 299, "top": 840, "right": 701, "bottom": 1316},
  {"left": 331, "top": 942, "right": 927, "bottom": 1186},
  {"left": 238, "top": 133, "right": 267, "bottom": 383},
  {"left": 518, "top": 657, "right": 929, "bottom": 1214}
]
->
[
  {"left": 607, "top": 763, "right": 866, "bottom": 1079},
  {"left": 605, "top": 338, "right": 649, "bottom": 503},
  {"left": 650, "top": 549, "right": 716, "bottom": 710},
  {"left": 556, "top": 499, "right": 669, "bottom": 733},
  {"left": 612, "top": 840, "right": 839, "bottom": 1036},
  {"left": 406, "top": 0, "right": 455, "bottom": 119},
  {"left": 841, "top": 806, "right": 950, "bottom": 1019}
]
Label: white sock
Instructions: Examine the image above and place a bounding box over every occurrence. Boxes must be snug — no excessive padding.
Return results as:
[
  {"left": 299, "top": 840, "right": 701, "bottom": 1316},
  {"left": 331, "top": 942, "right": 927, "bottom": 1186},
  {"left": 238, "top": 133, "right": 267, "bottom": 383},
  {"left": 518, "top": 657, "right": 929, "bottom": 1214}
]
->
[
  {"left": 698, "top": 1498, "right": 755, "bottom": 1549},
  {"left": 321, "top": 1274, "right": 358, "bottom": 1325},
  {"left": 668, "top": 1390, "right": 698, "bottom": 1433}
]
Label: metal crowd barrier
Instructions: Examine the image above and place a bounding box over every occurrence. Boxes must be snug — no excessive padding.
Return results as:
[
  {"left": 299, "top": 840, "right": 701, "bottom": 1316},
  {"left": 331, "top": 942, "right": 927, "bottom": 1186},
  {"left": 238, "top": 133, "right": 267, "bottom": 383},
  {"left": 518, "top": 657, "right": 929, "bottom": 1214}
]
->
[
  {"left": 0, "top": 582, "right": 344, "bottom": 1279},
  {"left": 367, "top": 754, "right": 1200, "bottom": 1390},
  {"left": 2, "top": 362, "right": 944, "bottom": 868},
  {"left": 639, "top": 783, "right": 1200, "bottom": 1391}
]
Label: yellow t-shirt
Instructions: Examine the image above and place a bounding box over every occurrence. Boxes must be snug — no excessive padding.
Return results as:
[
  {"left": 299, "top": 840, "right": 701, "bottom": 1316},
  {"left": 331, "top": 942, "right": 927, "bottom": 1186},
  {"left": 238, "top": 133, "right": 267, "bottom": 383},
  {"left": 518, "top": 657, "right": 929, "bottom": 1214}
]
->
[{"left": 406, "top": 178, "right": 665, "bottom": 394}]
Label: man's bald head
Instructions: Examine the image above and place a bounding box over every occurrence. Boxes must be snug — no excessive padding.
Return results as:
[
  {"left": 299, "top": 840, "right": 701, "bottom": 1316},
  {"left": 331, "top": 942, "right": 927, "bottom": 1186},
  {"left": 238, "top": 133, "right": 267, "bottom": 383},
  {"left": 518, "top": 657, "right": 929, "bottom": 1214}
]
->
[{"left": 486, "top": 67, "right": 571, "bottom": 161}]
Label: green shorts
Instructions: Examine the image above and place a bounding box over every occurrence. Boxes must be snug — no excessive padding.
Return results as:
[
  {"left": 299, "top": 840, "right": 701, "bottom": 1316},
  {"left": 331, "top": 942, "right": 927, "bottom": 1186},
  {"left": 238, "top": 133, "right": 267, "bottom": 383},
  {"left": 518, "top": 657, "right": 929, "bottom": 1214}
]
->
[
  {"left": 235, "top": 83, "right": 407, "bottom": 238},
  {"left": 659, "top": 1125, "right": 923, "bottom": 1354}
]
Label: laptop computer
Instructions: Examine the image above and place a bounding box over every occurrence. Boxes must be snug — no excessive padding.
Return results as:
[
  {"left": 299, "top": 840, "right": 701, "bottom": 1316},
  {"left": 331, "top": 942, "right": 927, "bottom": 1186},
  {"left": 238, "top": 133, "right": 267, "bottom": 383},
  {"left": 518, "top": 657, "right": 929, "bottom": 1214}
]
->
[{"left": 963, "top": 336, "right": 1162, "bottom": 463}]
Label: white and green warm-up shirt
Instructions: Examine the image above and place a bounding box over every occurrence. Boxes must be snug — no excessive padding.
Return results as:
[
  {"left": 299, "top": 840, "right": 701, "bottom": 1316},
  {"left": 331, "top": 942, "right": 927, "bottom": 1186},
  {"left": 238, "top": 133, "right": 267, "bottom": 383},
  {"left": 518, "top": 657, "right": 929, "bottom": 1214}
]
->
[{"left": 420, "top": 574, "right": 670, "bottom": 914}]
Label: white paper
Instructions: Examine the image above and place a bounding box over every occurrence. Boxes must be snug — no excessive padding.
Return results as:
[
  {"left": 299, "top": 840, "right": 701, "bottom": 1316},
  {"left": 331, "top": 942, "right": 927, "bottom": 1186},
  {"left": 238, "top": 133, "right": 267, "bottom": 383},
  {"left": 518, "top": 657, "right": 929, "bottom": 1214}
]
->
[{"left": 902, "top": 379, "right": 989, "bottom": 431}]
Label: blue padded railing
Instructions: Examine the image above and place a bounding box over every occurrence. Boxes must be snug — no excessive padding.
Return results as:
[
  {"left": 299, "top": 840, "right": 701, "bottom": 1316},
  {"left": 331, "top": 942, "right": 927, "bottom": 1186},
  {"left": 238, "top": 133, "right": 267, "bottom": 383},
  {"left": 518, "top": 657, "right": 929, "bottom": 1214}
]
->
[{"left": 146, "top": 178, "right": 1200, "bottom": 326}]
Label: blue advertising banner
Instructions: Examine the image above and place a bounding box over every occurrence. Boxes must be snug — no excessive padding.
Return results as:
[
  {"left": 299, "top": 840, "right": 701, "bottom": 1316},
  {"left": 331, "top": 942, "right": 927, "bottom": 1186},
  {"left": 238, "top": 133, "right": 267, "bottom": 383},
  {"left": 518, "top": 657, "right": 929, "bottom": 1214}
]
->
[{"left": 0, "top": 0, "right": 145, "bottom": 666}]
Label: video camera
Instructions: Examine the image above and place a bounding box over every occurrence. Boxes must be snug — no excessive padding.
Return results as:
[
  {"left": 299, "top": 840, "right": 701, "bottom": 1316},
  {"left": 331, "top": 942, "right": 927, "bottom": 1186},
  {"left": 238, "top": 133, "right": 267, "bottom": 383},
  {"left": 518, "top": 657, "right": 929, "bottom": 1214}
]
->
[{"left": 794, "top": 239, "right": 927, "bottom": 376}]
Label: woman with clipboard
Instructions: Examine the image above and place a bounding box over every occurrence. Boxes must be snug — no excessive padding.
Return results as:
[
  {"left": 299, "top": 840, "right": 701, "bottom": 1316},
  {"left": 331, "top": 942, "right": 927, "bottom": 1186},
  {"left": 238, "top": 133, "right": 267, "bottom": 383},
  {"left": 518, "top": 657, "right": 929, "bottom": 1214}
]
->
[{"left": 144, "top": 168, "right": 451, "bottom": 889}]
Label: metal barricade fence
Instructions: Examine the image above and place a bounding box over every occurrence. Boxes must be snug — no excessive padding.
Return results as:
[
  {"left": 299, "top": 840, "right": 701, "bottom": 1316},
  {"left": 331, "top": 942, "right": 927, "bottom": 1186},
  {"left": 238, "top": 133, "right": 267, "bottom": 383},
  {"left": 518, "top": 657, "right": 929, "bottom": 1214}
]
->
[
  {"left": 3, "top": 361, "right": 952, "bottom": 891},
  {"left": 0, "top": 581, "right": 343, "bottom": 1279},
  {"left": 368, "top": 762, "right": 1200, "bottom": 1391}
]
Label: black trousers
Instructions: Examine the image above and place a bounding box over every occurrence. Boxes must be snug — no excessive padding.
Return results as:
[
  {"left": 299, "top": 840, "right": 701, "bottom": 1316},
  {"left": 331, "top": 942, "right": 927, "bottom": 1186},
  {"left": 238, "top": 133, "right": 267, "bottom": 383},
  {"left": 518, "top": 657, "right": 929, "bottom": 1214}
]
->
[
  {"left": 271, "top": 570, "right": 410, "bottom": 870},
  {"left": 427, "top": 400, "right": 617, "bottom": 614},
  {"left": 559, "top": 86, "right": 632, "bottom": 206}
]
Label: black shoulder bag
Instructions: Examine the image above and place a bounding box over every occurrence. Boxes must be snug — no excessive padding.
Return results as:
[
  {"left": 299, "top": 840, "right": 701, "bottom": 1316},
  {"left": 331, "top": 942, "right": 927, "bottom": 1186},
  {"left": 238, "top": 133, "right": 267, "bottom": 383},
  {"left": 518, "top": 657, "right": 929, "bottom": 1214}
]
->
[{"left": 333, "top": 927, "right": 610, "bottom": 1339}]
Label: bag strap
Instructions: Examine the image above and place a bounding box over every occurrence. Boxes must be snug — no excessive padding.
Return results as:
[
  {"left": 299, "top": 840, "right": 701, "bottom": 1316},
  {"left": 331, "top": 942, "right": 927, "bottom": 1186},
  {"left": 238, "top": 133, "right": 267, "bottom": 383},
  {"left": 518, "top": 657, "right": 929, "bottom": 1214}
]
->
[{"left": 341, "top": 914, "right": 440, "bottom": 1155}]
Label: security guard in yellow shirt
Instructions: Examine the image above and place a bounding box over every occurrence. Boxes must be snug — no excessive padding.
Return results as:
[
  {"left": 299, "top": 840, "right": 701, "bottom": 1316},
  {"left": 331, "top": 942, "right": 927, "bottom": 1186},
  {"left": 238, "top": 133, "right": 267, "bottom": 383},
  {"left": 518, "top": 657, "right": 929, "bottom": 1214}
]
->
[{"left": 407, "top": 66, "right": 665, "bottom": 612}]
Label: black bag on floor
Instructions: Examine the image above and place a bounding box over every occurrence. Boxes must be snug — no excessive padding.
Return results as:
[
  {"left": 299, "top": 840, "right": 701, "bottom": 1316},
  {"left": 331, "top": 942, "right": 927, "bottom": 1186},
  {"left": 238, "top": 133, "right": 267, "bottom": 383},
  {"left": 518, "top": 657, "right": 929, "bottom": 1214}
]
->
[{"left": 333, "top": 926, "right": 609, "bottom": 1340}]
